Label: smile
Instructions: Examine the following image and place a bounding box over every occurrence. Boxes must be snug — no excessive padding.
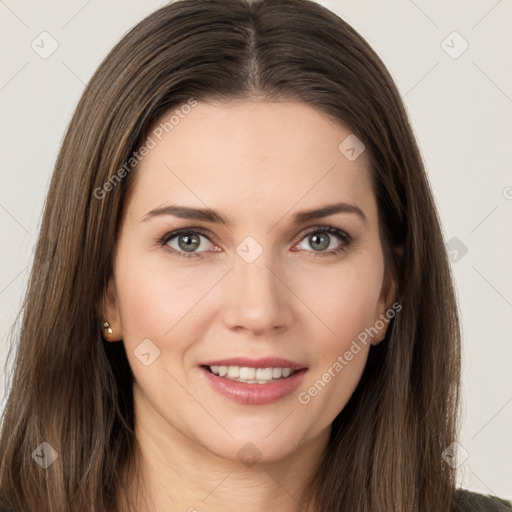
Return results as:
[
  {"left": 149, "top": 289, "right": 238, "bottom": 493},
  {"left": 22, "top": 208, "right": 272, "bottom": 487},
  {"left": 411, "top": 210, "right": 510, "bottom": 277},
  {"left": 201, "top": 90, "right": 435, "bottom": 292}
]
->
[
  {"left": 207, "top": 365, "right": 295, "bottom": 383},
  {"left": 199, "top": 358, "right": 308, "bottom": 405}
]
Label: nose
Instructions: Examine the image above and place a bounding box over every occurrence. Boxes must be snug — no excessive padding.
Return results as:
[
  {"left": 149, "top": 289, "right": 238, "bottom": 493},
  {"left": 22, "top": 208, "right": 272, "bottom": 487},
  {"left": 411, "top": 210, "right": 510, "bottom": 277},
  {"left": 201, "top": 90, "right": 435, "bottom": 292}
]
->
[{"left": 220, "top": 248, "right": 295, "bottom": 337}]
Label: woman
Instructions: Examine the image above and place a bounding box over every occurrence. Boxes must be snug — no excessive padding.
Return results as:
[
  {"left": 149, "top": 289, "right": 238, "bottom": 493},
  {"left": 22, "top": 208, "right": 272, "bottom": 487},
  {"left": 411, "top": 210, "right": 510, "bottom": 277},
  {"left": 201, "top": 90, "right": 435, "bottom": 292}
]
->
[{"left": 0, "top": 0, "right": 510, "bottom": 510}]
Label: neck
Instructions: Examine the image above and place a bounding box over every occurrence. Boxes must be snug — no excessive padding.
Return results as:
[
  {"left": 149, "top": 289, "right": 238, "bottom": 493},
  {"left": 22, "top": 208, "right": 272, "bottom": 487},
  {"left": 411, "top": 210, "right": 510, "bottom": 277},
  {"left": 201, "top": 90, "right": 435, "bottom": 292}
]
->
[{"left": 117, "top": 386, "right": 329, "bottom": 512}]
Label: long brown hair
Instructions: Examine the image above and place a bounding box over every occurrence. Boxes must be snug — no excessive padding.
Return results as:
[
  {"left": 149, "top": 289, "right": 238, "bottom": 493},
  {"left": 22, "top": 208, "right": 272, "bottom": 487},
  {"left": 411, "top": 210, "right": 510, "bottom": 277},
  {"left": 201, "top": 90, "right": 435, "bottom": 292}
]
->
[{"left": 0, "top": 0, "right": 461, "bottom": 510}]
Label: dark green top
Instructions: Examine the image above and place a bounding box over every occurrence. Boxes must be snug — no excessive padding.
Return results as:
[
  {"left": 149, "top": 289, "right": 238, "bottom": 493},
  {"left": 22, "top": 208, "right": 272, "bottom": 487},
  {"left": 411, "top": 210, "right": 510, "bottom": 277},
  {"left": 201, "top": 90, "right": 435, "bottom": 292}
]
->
[{"left": 454, "top": 490, "right": 512, "bottom": 511}]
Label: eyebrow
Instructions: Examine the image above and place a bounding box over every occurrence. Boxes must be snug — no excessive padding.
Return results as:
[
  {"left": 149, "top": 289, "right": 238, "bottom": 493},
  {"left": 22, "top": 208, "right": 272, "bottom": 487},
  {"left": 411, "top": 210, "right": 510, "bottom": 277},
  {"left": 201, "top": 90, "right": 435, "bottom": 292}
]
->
[{"left": 142, "top": 202, "right": 368, "bottom": 227}]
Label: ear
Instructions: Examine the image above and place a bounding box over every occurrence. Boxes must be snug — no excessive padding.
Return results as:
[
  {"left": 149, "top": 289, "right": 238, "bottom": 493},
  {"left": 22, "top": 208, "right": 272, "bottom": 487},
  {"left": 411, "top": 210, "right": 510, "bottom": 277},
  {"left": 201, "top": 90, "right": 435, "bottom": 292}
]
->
[
  {"left": 100, "top": 277, "right": 123, "bottom": 342},
  {"left": 371, "top": 246, "right": 402, "bottom": 346}
]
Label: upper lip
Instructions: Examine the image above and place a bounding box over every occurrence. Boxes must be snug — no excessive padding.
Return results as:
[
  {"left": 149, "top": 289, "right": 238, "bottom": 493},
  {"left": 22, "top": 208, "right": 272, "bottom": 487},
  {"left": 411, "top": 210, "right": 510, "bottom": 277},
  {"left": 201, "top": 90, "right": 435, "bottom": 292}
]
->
[{"left": 200, "top": 357, "right": 306, "bottom": 370}]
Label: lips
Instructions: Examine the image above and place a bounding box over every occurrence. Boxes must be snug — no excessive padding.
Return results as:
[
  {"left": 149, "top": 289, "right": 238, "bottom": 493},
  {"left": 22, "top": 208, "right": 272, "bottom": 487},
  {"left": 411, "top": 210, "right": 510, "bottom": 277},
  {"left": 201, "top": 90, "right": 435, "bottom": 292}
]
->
[{"left": 198, "top": 357, "right": 308, "bottom": 405}]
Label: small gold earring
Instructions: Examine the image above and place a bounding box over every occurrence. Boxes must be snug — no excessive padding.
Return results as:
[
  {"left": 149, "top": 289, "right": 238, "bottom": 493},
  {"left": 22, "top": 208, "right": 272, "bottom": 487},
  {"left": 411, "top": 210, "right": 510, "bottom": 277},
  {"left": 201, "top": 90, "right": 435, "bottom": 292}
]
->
[{"left": 102, "top": 321, "right": 113, "bottom": 338}]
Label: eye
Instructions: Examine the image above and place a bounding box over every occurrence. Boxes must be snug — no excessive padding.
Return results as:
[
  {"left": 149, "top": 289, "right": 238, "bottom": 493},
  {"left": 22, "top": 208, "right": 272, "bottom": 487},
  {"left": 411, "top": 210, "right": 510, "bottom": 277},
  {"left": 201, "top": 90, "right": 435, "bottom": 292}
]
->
[
  {"left": 292, "top": 226, "right": 351, "bottom": 257},
  {"left": 159, "top": 225, "right": 352, "bottom": 259},
  {"left": 160, "top": 228, "right": 219, "bottom": 259}
]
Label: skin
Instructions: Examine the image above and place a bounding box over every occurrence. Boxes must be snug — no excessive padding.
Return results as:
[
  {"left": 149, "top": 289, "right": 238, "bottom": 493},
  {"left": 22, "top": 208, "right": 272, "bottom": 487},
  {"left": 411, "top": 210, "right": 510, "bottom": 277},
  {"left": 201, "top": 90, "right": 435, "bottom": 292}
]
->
[{"left": 103, "top": 99, "right": 397, "bottom": 512}]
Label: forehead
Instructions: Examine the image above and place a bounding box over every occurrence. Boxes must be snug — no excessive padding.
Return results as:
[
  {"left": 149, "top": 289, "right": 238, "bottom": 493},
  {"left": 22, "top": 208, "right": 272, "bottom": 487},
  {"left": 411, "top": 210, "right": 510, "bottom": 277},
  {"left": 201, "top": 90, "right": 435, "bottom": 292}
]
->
[{"left": 127, "top": 100, "right": 376, "bottom": 226}]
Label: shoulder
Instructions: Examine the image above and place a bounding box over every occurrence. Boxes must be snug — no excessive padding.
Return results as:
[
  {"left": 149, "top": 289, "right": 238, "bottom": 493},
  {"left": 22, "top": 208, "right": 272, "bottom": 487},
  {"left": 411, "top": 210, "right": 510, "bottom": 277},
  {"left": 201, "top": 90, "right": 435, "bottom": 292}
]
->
[{"left": 453, "top": 489, "right": 512, "bottom": 511}]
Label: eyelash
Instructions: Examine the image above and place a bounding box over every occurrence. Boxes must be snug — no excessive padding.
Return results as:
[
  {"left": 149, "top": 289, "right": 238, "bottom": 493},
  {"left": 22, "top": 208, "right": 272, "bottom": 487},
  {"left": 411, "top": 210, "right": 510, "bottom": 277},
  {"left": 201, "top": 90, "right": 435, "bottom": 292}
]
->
[{"left": 158, "top": 225, "right": 352, "bottom": 259}]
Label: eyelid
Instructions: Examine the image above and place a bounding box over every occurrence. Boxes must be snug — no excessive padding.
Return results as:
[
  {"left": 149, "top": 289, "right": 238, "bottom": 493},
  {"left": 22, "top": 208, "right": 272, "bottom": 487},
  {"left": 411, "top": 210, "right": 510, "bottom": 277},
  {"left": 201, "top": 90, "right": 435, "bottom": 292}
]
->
[
  {"left": 160, "top": 225, "right": 351, "bottom": 244},
  {"left": 159, "top": 226, "right": 219, "bottom": 246},
  {"left": 297, "top": 225, "right": 352, "bottom": 244},
  {"left": 159, "top": 224, "right": 352, "bottom": 257}
]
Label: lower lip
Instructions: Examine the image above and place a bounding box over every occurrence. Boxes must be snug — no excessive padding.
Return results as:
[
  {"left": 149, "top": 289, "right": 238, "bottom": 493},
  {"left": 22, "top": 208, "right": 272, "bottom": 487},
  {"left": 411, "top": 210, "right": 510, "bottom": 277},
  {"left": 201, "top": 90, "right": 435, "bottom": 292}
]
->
[{"left": 200, "top": 367, "right": 307, "bottom": 405}]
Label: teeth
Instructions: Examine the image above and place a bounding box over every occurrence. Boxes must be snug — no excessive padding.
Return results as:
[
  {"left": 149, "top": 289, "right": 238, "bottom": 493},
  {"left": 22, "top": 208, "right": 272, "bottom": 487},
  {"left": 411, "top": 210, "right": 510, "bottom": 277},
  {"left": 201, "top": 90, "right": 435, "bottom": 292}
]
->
[
  {"left": 239, "top": 367, "right": 255, "bottom": 379},
  {"left": 255, "top": 368, "right": 272, "bottom": 380},
  {"left": 208, "top": 365, "right": 296, "bottom": 383},
  {"left": 272, "top": 367, "right": 282, "bottom": 378},
  {"left": 227, "top": 366, "right": 240, "bottom": 378}
]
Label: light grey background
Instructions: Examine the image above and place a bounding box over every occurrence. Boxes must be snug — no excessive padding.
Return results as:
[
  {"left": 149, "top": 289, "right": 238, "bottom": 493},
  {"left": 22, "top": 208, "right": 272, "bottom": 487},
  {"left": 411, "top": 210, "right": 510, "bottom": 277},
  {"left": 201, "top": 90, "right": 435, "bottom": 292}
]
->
[{"left": 1, "top": 0, "right": 511, "bottom": 500}]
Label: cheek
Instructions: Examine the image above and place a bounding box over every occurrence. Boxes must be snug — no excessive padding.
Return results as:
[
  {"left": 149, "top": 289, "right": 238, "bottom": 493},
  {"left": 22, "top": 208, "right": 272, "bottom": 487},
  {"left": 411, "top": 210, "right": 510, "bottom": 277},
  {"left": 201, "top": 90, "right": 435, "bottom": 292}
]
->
[
  {"left": 113, "top": 243, "right": 228, "bottom": 361},
  {"left": 295, "top": 286, "right": 376, "bottom": 429},
  {"left": 114, "top": 225, "right": 192, "bottom": 326},
  {"left": 292, "top": 256, "right": 384, "bottom": 343},
  {"left": 113, "top": 257, "right": 217, "bottom": 402},
  {"left": 292, "top": 257, "right": 383, "bottom": 410}
]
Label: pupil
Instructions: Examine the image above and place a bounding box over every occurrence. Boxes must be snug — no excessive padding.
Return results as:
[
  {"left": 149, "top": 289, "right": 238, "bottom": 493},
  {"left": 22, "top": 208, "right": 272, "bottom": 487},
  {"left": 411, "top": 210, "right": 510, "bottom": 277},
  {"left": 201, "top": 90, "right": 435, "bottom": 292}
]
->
[
  {"left": 179, "top": 234, "right": 200, "bottom": 252},
  {"left": 310, "top": 233, "right": 329, "bottom": 251}
]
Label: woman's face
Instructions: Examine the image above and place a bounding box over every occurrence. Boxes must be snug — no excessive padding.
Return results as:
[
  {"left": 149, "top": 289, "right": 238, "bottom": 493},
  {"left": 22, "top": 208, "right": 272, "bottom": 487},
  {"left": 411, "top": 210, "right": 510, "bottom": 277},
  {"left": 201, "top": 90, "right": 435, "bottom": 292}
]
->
[{"left": 105, "top": 100, "right": 397, "bottom": 464}]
